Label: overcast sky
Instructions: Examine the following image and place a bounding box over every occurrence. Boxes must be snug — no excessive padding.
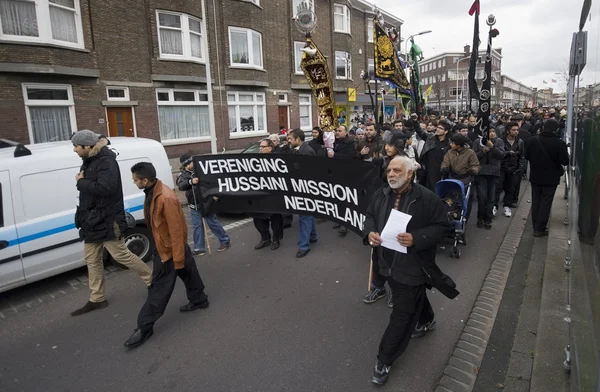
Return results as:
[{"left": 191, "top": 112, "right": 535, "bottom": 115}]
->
[{"left": 377, "top": 0, "right": 600, "bottom": 92}]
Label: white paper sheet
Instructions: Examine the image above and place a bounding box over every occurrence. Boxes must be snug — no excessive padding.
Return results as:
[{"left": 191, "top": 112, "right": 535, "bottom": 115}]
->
[{"left": 380, "top": 210, "right": 413, "bottom": 254}]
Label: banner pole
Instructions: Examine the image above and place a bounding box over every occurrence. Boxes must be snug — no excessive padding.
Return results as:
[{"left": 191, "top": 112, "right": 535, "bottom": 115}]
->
[
  {"left": 368, "top": 248, "right": 373, "bottom": 291},
  {"left": 203, "top": 218, "right": 212, "bottom": 255}
]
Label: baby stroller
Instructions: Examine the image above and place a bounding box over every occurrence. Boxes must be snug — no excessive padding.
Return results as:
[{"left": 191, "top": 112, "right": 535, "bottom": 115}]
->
[{"left": 435, "top": 179, "right": 471, "bottom": 258}]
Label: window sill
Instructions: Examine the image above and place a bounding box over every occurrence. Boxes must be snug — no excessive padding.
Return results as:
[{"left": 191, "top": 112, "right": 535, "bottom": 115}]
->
[
  {"left": 334, "top": 31, "right": 352, "bottom": 37},
  {"left": 229, "top": 131, "right": 268, "bottom": 140},
  {"left": 161, "top": 136, "right": 211, "bottom": 146},
  {"left": 158, "top": 57, "right": 206, "bottom": 65},
  {"left": 0, "top": 38, "right": 87, "bottom": 52},
  {"left": 230, "top": 65, "right": 266, "bottom": 72}
]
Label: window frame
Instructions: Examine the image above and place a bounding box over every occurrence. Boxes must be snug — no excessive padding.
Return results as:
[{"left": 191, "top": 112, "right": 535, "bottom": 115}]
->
[
  {"left": 228, "top": 26, "right": 264, "bottom": 70},
  {"left": 22, "top": 83, "right": 77, "bottom": 144},
  {"left": 333, "top": 4, "right": 350, "bottom": 34},
  {"left": 298, "top": 94, "right": 312, "bottom": 131},
  {"left": 155, "top": 88, "right": 211, "bottom": 145},
  {"left": 0, "top": 0, "right": 85, "bottom": 49},
  {"left": 335, "top": 50, "right": 352, "bottom": 80},
  {"left": 227, "top": 91, "right": 268, "bottom": 138},
  {"left": 106, "top": 86, "right": 130, "bottom": 101},
  {"left": 156, "top": 10, "right": 204, "bottom": 63},
  {"left": 367, "top": 19, "right": 373, "bottom": 43},
  {"left": 294, "top": 41, "right": 305, "bottom": 75}
]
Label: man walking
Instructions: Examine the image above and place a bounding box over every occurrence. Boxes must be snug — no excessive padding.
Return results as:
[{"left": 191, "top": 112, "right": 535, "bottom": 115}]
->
[
  {"left": 525, "top": 119, "right": 569, "bottom": 236},
  {"left": 365, "top": 156, "right": 457, "bottom": 385},
  {"left": 252, "top": 139, "right": 284, "bottom": 250},
  {"left": 472, "top": 127, "right": 505, "bottom": 229},
  {"left": 125, "top": 162, "right": 209, "bottom": 348},
  {"left": 494, "top": 122, "right": 525, "bottom": 218},
  {"left": 71, "top": 130, "right": 152, "bottom": 316},
  {"left": 287, "top": 128, "right": 318, "bottom": 258},
  {"left": 177, "top": 154, "right": 231, "bottom": 255}
]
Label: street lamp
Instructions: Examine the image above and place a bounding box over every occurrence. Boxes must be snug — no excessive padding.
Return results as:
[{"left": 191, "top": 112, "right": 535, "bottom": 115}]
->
[{"left": 455, "top": 57, "right": 470, "bottom": 118}]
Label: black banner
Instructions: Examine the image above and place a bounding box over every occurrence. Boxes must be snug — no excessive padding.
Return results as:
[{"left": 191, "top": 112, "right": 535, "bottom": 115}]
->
[{"left": 194, "top": 154, "right": 383, "bottom": 235}]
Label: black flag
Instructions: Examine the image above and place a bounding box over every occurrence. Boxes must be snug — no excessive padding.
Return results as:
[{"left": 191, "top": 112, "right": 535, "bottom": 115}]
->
[
  {"left": 476, "top": 26, "right": 499, "bottom": 146},
  {"left": 468, "top": 0, "right": 481, "bottom": 106}
]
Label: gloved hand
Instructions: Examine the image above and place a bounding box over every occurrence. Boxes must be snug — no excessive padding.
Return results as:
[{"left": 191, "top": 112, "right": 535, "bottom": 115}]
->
[{"left": 440, "top": 167, "right": 450, "bottom": 180}]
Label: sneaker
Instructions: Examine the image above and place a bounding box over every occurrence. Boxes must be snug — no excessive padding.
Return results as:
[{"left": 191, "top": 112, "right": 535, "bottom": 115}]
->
[
  {"left": 217, "top": 242, "right": 230, "bottom": 252},
  {"left": 193, "top": 249, "right": 206, "bottom": 256},
  {"left": 412, "top": 319, "right": 436, "bottom": 338},
  {"left": 333, "top": 223, "right": 341, "bottom": 229},
  {"left": 386, "top": 288, "right": 393, "bottom": 308},
  {"left": 71, "top": 300, "right": 108, "bottom": 317},
  {"left": 476, "top": 219, "right": 484, "bottom": 228},
  {"left": 338, "top": 226, "right": 348, "bottom": 235},
  {"left": 363, "top": 286, "right": 386, "bottom": 304},
  {"left": 510, "top": 203, "right": 518, "bottom": 208},
  {"left": 504, "top": 206, "right": 512, "bottom": 217},
  {"left": 371, "top": 361, "right": 391, "bottom": 385},
  {"left": 484, "top": 221, "right": 492, "bottom": 230},
  {"left": 492, "top": 206, "right": 497, "bottom": 217}
]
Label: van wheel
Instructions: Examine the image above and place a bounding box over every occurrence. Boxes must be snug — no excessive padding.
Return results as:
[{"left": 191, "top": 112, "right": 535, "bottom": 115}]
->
[{"left": 103, "top": 226, "right": 154, "bottom": 269}]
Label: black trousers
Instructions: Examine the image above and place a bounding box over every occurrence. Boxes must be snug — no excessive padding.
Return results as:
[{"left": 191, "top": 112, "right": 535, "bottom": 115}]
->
[
  {"left": 137, "top": 244, "right": 207, "bottom": 332},
  {"left": 495, "top": 171, "right": 520, "bottom": 207},
  {"left": 531, "top": 184, "right": 557, "bottom": 233},
  {"left": 475, "top": 175, "right": 497, "bottom": 222},
  {"left": 378, "top": 280, "right": 429, "bottom": 366},
  {"left": 253, "top": 215, "right": 283, "bottom": 241}
]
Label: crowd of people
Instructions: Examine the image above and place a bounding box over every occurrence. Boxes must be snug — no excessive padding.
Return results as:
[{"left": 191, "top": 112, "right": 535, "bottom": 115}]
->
[{"left": 66, "top": 104, "right": 568, "bottom": 384}]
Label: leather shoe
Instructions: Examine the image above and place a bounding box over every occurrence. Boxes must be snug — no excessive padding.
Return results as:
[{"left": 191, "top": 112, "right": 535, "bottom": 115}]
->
[
  {"left": 309, "top": 238, "right": 318, "bottom": 244},
  {"left": 180, "top": 298, "right": 209, "bottom": 312},
  {"left": 296, "top": 249, "right": 310, "bottom": 258},
  {"left": 71, "top": 300, "right": 108, "bottom": 317},
  {"left": 254, "top": 240, "right": 271, "bottom": 250},
  {"left": 533, "top": 231, "right": 549, "bottom": 237},
  {"left": 271, "top": 241, "right": 280, "bottom": 250},
  {"left": 124, "top": 328, "right": 153, "bottom": 348}
]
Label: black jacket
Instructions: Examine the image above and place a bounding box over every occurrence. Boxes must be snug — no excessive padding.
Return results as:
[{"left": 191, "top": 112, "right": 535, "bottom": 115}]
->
[
  {"left": 414, "top": 123, "right": 450, "bottom": 161},
  {"left": 525, "top": 131, "right": 569, "bottom": 186},
  {"left": 75, "top": 140, "right": 126, "bottom": 243},
  {"left": 307, "top": 138, "right": 327, "bottom": 157},
  {"left": 333, "top": 136, "right": 356, "bottom": 159},
  {"left": 177, "top": 169, "right": 216, "bottom": 215},
  {"left": 472, "top": 137, "right": 505, "bottom": 177},
  {"left": 293, "top": 142, "right": 316, "bottom": 156},
  {"left": 500, "top": 136, "right": 526, "bottom": 174},
  {"left": 363, "top": 184, "right": 459, "bottom": 299}
]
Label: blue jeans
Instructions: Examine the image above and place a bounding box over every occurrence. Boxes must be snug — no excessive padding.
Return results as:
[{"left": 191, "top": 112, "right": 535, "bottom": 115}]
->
[
  {"left": 189, "top": 208, "right": 230, "bottom": 251},
  {"left": 298, "top": 215, "right": 317, "bottom": 251}
]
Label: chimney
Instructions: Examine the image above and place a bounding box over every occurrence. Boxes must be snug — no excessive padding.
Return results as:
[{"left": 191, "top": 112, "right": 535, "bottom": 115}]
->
[{"left": 464, "top": 45, "right": 470, "bottom": 56}]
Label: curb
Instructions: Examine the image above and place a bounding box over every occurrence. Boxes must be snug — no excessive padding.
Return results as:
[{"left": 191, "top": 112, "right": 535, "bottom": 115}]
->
[{"left": 435, "top": 183, "right": 532, "bottom": 392}]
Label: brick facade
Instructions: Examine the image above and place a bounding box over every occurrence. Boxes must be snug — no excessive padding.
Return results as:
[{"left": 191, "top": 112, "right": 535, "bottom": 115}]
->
[{"left": 0, "top": 0, "right": 402, "bottom": 158}]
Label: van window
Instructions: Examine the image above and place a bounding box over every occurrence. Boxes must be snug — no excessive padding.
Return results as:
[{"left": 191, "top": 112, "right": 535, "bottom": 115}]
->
[
  {"left": 0, "top": 183, "right": 4, "bottom": 228},
  {"left": 20, "top": 167, "right": 81, "bottom": 220},
  {"left": 118, "top": 158, "right": 152, "bottom": 197}
]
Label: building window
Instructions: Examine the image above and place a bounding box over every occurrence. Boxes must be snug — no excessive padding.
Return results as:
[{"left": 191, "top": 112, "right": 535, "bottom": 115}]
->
[
  {"left": 438, "top": 60, "right": 442, "bottom": 68},
  {"left": 335, "top": 51, "right": 351, "bottom": 80},
  {"left": 106, "top": 87, "right": 130, "bottom": 101},
  {"left": 278, "top": 93, "right": 288, "bottom": 102},
  {"left": 0, "top": 0, "right": 84, "bottom": 49},
  {"left": 450, "top": 87, "right": 463, "bottom": 97},
  {"left": 442, "top": 74, "right": 446, "bottom": 82},
  {"left": 22, "top": 83, "right": 77, "bottom": 144},
  {"left": 368, "top": 58, "right": 374, "bottom": 77},
  {"left": 294, "top": 41, "right": 305, "bottom": 74},
  {"left": 334, "top": 4, "right": 350, "bottom": 34},
  {"left": 442, "top": 58, "right": 446, "bottom": 67},
  {"left": 367, "top": 19, "right": 373, "bottom": 43},
  {"left": 441, "top": 89, "right": 446, "bottom": 98},
  {"left": 156, "top": 89, "right": 210, "bottom": 143},
  {"left": 227, "top": 92, "right": 267, "bottom": 136},
  {"left": 293, "top": 0, "right": 314, "bottom": 17},
  {"left": 299, "top": 94, "right": 312, "bottom": 131},
  {"left": 156, "top": 11, "right": 203, "bottom": 62},
  {"left": 433, "top": 62, "right": 437, "bottom": 70},
  {"left": 229, "top": 27, "right": 263, "bottom": 69}
]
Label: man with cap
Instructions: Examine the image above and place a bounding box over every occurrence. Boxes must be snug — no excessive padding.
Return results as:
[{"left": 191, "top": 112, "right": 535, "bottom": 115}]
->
[
  {"left": 71, "top": 130, "right": 152, "bottom": 316},
  {"left": 177, "top": 154, "right": 231, "bottom": 255}
]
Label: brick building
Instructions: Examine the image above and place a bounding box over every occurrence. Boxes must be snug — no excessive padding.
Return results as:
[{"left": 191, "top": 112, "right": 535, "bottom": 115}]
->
[
  {"left": 500, "top": 75, "right": 534, "bottom": 108},
  {"left": 0, "top": 0, "right": 402, "bottom": 157},
  {"left": 418, "top": 46, "right": 502, "bottom": 113}
]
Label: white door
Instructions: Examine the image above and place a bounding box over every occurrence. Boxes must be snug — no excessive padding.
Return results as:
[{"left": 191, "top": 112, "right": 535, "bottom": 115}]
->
[{"left": 0, "top": 170, "right": 24, "bottom": 291}]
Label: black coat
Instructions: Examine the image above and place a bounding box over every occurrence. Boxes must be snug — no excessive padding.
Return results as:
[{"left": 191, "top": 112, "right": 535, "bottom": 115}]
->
[
  {"left": 293, "top": 142, "right": 316, "bottom": 156},
  {"left": 363, "top": 184, "right": 459, "bottom": 299},
  {"left": 176, "top": 169, "right": 217, "bottom": 215},
  {"left": 307, "top": 139, "right": 327, "bottom": 156},
  {"left": 333, "top": 136, "right": 356, "bottom": 159},
  {"left": 472, "top": 137, "right": 505, "bottom": 177},
  {"left": 75, "top": 141, "right": 126, "bottom": 243},
  {"left": 525, "top": 131, "right": 569, "bottom": 186},
  {"left": 500, "top": 136, "right": 526, "bottom": 174}
]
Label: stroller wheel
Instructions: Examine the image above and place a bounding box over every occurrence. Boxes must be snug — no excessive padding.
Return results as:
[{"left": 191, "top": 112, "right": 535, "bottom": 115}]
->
[
  {"left": 460, "top": 233, "right": 467, "bottom": 246},
  {"left": 450, "top": 246, "right": 461, "bottom": 259}
]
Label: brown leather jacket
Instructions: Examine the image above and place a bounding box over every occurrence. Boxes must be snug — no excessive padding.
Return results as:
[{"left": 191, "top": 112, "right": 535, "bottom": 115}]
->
[{"left": 146, "top": 180, "right": 187, "bottom": 269}]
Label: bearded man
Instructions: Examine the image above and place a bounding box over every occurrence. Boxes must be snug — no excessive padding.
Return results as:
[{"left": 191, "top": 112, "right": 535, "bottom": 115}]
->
[{"left": 364, "top": 155, "right": 458, "bottom": 385}]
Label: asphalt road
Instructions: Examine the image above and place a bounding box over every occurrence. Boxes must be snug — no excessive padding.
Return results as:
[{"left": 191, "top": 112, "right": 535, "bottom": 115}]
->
[{"left": 0, "top": 193, "right": 525, "bottom": 392}]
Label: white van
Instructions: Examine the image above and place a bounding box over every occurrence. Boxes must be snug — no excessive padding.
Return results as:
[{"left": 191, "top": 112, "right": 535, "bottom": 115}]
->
[{"left": 0, "top": 137, "right": 173, "bottom": 293}]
